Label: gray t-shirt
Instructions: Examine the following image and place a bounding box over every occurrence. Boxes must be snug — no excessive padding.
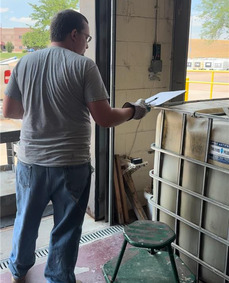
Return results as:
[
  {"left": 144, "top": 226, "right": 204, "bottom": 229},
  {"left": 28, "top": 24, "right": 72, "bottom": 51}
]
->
[{"left": 5, "top": 46, "right": 109, "bottom": 166}]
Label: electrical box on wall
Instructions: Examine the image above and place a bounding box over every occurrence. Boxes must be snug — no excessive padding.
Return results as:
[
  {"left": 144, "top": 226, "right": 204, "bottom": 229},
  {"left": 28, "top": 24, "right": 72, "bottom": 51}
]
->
[
  {"left": 148, "top": 43, "right": 162, "bottom": 73},
  {"left": 153, "top": 43, "right": 161, "bottom": 60},
  {"left": 148, "top": 60, "right": 162, "bottom": 73}
]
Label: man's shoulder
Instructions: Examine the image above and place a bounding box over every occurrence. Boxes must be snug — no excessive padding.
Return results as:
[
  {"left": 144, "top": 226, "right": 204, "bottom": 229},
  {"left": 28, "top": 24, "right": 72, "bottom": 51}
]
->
[
  {"left": 69, "top": 53, "right": 96, "bottom": 71},
  {"left": 51, "top": 47, "right": 95, "bottom": 64},
  {"left": 18, "top": 47, "right": 96, "bottom": 71},
  {"left": 18, "top": 48, "right": 49, "bottom": 62}
]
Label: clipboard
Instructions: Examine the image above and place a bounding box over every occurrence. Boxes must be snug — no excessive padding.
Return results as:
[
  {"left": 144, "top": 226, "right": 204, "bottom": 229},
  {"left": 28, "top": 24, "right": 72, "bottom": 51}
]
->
[{"left": 145, "top": 90, "right": 186, "bottom": 107}]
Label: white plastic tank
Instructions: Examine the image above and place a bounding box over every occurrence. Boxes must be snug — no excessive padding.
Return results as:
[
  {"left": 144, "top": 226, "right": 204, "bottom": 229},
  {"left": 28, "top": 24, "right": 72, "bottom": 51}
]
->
[{"left": 150, "top": 99, "right": 229, "bottom": 283}]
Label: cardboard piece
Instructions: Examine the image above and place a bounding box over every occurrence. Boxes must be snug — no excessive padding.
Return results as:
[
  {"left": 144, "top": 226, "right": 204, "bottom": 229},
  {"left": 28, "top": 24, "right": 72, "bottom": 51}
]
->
[{"left": 145, "top": 90, "right": 186, "bottom": 107}]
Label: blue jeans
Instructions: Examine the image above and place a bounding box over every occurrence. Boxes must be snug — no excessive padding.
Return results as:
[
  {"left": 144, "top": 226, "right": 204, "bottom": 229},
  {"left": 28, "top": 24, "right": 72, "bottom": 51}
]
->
[{"left": 9, "top": 160, "right": 91, "bottom": 283}]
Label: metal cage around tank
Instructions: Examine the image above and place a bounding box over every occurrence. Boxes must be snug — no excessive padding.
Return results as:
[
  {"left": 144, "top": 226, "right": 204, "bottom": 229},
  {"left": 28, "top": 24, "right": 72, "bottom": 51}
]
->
[{"left": 149, "top": 99, "right": 229, "bottom": 283}]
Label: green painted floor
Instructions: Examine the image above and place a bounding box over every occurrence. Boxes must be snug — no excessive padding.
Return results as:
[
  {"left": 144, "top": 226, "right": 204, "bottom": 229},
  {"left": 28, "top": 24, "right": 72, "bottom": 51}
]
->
[{"left": 103, "top": 247, "right": 195, "bottom": 283}]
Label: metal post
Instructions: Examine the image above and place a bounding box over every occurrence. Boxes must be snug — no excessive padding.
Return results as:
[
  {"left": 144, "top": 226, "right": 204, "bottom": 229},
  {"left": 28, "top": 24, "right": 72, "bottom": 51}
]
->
[
  {"left": 167, "top": 244, "right": 180, "bottom": 282},
  {"left": 174, "top": 114, "right": 187, "bottom": 250},
  {"left": 210, "top": 71, "right": 214, "bottom": 99},
  {"left": 196, "top": 118, "right": 212, "bottom": 280},
  {"left": 108, "top": 0, "right": 116, "bottom": 226},
  {"left": 185, "top": 77, "right": 189, "bottom": 101},
  {"left": 155, "top": 110, "right": 165, "bottom": 221},
  {"left": 6, "top": 142, "right": 15, "bottom": 170},
  {"left": 111, "top": 240, "right": 128, "bottom": 282}
]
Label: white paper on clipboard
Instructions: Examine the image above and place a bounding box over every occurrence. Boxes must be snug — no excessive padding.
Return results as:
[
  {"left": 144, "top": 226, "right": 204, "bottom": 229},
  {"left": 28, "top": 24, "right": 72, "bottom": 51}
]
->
[{"left": 145, "top": 90, "right": 186, "bottom": 107}]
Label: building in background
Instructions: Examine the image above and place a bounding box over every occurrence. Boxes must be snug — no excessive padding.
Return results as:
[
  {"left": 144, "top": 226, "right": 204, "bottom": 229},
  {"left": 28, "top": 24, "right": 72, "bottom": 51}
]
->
[
  {"left": 187, "top": 39, "right": 229, "bottom": 70},
  {"left": 0, "top": 28, "right": 31, "bottom": 52},
  {"left": 188, "top": 39, "right": 229, "bottom": 59}
]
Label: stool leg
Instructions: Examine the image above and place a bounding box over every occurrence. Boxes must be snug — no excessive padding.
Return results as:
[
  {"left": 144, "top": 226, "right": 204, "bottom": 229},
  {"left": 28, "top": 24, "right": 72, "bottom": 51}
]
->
[
  {"left": 111, "top": 239, "right": 127, "bottom": 282},
  {"left": 167, "top": 245, "right": 180, "bottom": 283}
]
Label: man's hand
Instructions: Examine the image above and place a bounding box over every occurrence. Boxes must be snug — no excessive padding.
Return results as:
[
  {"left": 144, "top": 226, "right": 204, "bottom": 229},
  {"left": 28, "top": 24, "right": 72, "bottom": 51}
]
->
[{"left": 122, "top": 99, "right": 151, "bottom": 120}]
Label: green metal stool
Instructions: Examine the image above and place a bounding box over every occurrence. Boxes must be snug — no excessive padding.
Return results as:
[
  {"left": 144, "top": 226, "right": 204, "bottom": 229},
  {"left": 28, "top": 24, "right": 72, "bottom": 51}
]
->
[{"left": 110, "top": 220, "right": 180, "bottom": 282}]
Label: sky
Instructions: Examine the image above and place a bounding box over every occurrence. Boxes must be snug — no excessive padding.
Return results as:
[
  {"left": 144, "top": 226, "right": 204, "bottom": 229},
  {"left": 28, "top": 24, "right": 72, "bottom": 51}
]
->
[
  {"left": 0, "top": 0, "right": 39, "bottom": 28},
  {"left": 189, "top": 0, "right": 205, "bottom": 39},
  {"left": 0, "top": 0, "right": 209, "bottom": 39}
]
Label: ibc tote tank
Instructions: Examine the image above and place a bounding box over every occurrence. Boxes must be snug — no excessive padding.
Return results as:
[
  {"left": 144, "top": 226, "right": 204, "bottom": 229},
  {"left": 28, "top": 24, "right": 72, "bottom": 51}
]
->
[{"left": 149, "top": 99, "right": 229, "bottom": 283}]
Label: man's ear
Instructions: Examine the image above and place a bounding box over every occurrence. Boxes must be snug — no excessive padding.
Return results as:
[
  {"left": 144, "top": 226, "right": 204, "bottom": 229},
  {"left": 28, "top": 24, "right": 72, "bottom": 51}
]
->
[{"left": 70, "top": 29, "right": 78, "bottom": 41}]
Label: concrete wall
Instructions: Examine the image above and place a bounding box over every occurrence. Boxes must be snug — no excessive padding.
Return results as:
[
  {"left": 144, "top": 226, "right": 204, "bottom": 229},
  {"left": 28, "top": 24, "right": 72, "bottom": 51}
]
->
[
  {"left": 115, "top": 0, "right": 174, "bottom": 204},
  {"left": 80, "top": 0, "right": 175, "bottom": 210}
]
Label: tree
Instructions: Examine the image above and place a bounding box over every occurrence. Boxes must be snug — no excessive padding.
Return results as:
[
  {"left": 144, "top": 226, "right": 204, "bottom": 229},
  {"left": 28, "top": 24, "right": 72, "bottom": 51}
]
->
[
  {"left": 6, "top": 42, "right": 14, "bottom": 53},
  {"left": 29, "top": 0, "right": 79, "bottom": 31},
  {"left": 198, "top": 0, "right": 229, "bottom": 40},
  {"left": 24, "top": 0, "right": 79, "bottom": 49},
  {"left": 22, "top": 28, "right": 50, "bottom": 50}
]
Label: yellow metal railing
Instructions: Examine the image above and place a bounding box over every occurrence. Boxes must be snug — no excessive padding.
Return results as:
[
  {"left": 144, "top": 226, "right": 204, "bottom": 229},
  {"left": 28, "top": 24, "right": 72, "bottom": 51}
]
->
[{"left": 185, "top": 70, "right": 229, "bottom": 101}]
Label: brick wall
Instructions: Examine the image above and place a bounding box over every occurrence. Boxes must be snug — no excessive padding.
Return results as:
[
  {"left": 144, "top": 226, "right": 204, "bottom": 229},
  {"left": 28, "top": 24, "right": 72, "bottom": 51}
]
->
[
  {"left": 0, "top": 28, "right": 31, "bottom": 52},
  {"left": 188, "top": 39, "right": 229, "bottom": 59}
]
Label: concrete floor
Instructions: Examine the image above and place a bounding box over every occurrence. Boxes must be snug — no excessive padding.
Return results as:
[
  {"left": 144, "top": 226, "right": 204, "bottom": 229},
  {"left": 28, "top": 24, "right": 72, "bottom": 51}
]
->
[
  {"left": 0, "top": 230, "right": 124, "bottom": 283},
  {"left": 0, "top": 213, "right": 109, "bottom": 261},
  {"left": 0, "top": 218, "right": 196, "bottom": 283}
]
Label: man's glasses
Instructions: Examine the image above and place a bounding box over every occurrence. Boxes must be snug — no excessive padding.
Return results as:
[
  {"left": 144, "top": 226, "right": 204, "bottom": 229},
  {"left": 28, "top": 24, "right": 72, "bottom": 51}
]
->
[{"left": 81, "top": 32, "right": 92, "bottom": 43}]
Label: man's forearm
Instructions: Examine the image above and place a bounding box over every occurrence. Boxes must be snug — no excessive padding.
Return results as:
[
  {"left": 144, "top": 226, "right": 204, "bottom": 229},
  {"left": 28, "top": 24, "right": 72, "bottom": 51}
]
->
[
  {"left": 4, "top": 110, "right": 24, "bottom": 119},
  {"left": 87, "top": 99, "right": 135, "bottom": 127},
  {"left": 3, "top": 95, "right": 24, "bottom": 119}
]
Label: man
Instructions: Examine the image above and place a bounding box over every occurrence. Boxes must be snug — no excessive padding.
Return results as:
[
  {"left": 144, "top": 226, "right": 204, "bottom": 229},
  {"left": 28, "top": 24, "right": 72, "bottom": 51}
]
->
[{"left": 3, "top": 9, "right": 149, "bottom": 283}]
